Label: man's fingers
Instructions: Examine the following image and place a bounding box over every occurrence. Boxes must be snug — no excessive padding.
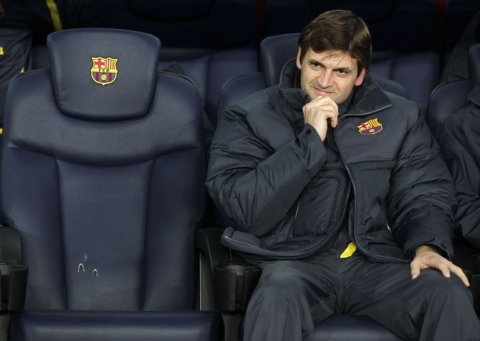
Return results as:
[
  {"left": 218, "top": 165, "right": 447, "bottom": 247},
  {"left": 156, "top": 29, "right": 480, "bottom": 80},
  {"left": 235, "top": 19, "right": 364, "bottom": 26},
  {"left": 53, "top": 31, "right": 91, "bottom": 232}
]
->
[
  {"left": 302, "top": 97, "right": 339, "bottom": 140},
  {"left": 330, "top": 113, "right": 338, "bottom": 128},
  {"left": 411, "top": 265, "right": 420, "bottom": 280},
  {"left": 436, "top": 259, "right": 471, "bottom": 287},
  {"left": 410, "top": 259, "right": 424, "bottom": 280},
  {"left": 449, "top": 264, "right": 470, "bottom": 287},
  {"left": 437, "top": 262, "right": 451, "bottom": 278},
  {"left": 411, "top": 254, "right": 470, "bottom": 287}
]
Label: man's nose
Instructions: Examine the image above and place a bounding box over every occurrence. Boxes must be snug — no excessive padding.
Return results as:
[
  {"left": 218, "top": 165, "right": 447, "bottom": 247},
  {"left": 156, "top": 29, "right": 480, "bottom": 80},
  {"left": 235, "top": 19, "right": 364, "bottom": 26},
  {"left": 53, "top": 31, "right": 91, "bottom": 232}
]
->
[{"left": 317, "top": 70, "right": 333, "bottom": 87}]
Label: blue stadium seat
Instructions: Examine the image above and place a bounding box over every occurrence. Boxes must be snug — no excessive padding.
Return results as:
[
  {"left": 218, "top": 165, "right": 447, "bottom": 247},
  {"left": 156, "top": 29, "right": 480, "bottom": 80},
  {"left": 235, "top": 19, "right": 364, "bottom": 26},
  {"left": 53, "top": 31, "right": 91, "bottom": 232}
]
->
[
  {"left": 29, "top": 0, "right": 261, "bottom": 141},
  {"left": 1, "top": 28, "right": 220, "bottom": 341},
  {"left": 427, "top": 43, "right": 480, "bottom": 138},
  {"left": 370, "top": 51, "right": 440, "bottom": 110}
]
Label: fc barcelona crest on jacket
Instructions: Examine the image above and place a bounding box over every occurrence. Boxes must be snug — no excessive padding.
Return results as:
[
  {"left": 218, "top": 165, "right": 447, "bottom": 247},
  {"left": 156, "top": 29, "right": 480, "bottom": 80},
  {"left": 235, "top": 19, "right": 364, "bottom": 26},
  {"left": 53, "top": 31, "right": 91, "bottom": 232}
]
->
[
  {"left": 90, "top": 57, "right": 118, "bottom": 86},
  {"left": 357, "top": 118, "right": 383, "bottom": 135}
]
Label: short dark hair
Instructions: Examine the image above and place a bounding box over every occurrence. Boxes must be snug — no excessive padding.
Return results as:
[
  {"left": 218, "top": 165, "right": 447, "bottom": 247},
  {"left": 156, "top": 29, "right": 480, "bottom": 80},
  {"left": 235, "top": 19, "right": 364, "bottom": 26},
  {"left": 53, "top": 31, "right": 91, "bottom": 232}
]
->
[{"left": 298, "top": 10, "right": 371, "bottom": 74}]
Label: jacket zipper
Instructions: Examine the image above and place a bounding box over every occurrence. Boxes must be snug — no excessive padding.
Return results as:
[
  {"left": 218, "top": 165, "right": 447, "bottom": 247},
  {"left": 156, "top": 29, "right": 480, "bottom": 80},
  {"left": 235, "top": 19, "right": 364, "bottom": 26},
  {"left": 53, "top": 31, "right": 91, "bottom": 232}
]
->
[{"left": 335, "top": 106, "right": 406, "bottom": 263}]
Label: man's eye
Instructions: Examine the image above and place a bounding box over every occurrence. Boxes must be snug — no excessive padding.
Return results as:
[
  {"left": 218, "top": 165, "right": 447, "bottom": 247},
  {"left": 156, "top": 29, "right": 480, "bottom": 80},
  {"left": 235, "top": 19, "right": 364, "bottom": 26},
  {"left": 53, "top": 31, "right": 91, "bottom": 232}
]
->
[{"left": 336, "top": 69, "right": 350, "bottom": 76}]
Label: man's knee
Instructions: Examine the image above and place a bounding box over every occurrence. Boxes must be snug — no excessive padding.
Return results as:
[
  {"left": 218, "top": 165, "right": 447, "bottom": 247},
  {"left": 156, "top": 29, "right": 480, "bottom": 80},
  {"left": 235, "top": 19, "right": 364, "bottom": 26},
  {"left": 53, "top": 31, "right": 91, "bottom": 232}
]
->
[
  {"left": 255, "top": 262, "right": 307, "bottom": 301},
  {"left": 417, "top": 269, "right": 473, "bottom": 303}
]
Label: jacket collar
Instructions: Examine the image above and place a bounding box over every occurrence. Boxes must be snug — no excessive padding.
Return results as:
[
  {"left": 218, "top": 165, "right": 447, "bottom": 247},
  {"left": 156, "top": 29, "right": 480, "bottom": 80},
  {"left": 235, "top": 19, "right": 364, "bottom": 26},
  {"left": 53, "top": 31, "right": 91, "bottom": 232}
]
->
[{"left": 278, "top": 59, "right": 392, "bottom": 123}]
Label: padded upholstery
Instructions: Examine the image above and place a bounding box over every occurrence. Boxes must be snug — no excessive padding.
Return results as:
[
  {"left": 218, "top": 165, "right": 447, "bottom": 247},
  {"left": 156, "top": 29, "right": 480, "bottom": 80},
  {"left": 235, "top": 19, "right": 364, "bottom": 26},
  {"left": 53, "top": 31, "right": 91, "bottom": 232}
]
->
[
  {"left": 28, "top": 0, "right": 261, "bottom": 133},
  {"left": 159, "top": 47, "right": 259, "bottom": 127},
  {"left": 49, "top": 29, "right": 158, "bottom": 121},
  {"left": 427, "top": 43, "right": 480, "bottom": 138},
  {"left": 10, "top": 311, "right": 219, "bottom": 341},
  {"left": 427, "top": 78, "right": 474, "bottom": 138},
  {"left": 369, "top": 51, "right": 440, "bottom": 110},
  {"left": 429, "top": 41, "right": 480, "bottom": 136},
  {"left": 2, "top": 28, "right": 219, "bottom": 341},
  {"left": 305, "top": 316, "right": 403, "bottom": 341}
]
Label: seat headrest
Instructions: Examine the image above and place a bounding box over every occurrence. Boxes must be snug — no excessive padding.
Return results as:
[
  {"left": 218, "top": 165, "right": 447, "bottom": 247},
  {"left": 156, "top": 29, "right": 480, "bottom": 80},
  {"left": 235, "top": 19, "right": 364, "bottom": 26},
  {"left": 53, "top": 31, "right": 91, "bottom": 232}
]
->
[
  {"left": 47, "top": 28, "right": 160, "bottom": 121},
  {"left": 469, "top": 43, "right": 480, "bottom": 84},
  {"left": 260, "top": 33, "right": 299, "bottom": 88}
]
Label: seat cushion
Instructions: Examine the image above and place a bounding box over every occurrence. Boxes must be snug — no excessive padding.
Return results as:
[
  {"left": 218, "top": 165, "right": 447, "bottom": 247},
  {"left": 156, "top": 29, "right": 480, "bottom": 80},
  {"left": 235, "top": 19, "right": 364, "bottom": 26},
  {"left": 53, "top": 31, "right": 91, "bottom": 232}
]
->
[
  {"left": 306, "top": 316, "right": 405, "bottom": 341},
  {"left": 10, "top": 311, "right": 221, "bottom": 341}
]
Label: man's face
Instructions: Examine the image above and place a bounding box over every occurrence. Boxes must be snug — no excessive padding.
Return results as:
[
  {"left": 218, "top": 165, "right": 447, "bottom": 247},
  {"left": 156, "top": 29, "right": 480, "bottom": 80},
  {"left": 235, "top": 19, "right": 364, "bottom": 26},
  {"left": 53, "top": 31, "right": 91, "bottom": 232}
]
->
[{"left": 296, "top": 48, "right": 366, "bottom": 104}]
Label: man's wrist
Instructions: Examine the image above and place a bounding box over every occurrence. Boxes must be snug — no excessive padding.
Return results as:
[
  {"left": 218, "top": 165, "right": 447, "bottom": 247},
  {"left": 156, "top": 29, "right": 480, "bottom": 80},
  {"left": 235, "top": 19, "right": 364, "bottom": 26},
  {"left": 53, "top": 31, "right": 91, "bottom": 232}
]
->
[{"left": 415, "top": 245, "right": 439, "bottom": 257}]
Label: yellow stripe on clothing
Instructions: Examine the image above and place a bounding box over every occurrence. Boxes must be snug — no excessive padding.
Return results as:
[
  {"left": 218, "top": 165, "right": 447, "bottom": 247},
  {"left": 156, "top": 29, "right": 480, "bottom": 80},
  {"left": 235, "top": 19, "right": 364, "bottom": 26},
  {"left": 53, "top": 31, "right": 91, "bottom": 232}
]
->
[
  {"left": 46, "top": 0, "right": 62, "bottom": 31},
  {"left": 340, "top": 242, "right": 357, "bottom": 258}
]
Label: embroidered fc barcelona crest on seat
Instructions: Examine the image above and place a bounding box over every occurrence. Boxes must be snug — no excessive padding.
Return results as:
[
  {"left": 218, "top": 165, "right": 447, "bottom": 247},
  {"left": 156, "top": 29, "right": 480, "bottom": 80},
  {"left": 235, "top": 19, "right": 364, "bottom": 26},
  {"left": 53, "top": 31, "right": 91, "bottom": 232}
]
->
[
  {"left": 357, "top": 118, "right": 383, "bottom": 135},
  {"left": 90, "top": 57, "right": 118, "bottom": 86}
]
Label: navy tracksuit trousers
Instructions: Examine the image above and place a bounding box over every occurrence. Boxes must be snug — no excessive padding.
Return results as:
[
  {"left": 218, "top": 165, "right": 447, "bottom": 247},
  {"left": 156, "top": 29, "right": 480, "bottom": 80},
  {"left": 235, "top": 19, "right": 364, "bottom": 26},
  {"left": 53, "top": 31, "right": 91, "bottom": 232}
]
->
[{"left": 243, "top": 230, "right": 480, "bottom": 341}]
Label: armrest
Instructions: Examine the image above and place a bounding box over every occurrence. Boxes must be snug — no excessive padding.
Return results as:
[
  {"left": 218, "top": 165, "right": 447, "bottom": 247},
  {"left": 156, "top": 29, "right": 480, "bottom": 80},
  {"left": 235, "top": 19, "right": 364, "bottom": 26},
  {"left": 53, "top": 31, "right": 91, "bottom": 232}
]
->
[
  {"left": 196, "top": 227, "right": 246, "bottom": 311},
  {"left": 0, "top": 226, "right": 28, "bottom": 340},
  {"left": 196, "top": 227, "right": 260, "bottom": 341},
  {"left": 196, "top": 227, "right": 246, "bottom": 276},
  {"left": 0, "top": 225, "right": 22, "bottom": 264}
]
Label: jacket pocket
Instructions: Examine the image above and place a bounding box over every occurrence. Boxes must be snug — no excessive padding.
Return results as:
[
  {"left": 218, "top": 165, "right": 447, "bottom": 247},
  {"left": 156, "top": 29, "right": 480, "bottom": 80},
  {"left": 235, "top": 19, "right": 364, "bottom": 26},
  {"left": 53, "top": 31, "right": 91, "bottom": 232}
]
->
[{"left": 294, "top": 169, "right": 350, "bottom": 237}]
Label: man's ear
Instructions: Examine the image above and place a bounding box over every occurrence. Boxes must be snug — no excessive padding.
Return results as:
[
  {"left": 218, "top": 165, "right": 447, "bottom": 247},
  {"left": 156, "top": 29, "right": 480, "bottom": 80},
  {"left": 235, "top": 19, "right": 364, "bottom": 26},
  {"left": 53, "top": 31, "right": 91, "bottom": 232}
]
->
[
  {"left": 355, "top": 68, "right": 367, "bottom": 86},
  {"left": 296, "top": 47, "right": 302, "bottom": 69}
]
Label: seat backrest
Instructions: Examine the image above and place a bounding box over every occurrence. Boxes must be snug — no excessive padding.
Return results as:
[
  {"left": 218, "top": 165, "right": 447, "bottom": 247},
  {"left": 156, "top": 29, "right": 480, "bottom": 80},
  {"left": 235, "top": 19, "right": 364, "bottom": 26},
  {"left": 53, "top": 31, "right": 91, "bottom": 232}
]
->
[
  {"left": 24, "top": 0, "right": 261, "bottom": 137},
  {"left": 1, "top": 28, "right": 206, "bottom": 311},
  {"left": 427, "top": 42, "right": 480, "bottom": 138},
  {"left": 427, "top": 78, "right": 474, "bottom": 138},
  {"left": 159, "top": 47, "right": 259, "bottom": 128},
  {"left": 369, "top": 51, "right": 440, "bottom": 110}
]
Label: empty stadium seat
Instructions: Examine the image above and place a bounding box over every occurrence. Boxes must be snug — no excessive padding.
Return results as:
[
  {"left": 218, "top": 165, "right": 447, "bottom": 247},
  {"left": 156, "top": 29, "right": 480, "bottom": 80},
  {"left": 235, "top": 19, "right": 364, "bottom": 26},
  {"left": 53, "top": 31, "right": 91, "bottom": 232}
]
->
[
  {"left": 1, "top": 28, "right": 220, "bottom": 341},
  {"left": 427, "top": 43, "right": 480, "bottom": 138},
  {"left": 158, "top": 47, "right": 260, "bottom": 129},
  {"left": 24, "top": 0, "right": 261, "bottom": 144},
  {"left": 83, "top": 0, "right": 261, "bottom": 117},
  {"left": 370, "top": 51, "right": 440, "bottom": 110}
]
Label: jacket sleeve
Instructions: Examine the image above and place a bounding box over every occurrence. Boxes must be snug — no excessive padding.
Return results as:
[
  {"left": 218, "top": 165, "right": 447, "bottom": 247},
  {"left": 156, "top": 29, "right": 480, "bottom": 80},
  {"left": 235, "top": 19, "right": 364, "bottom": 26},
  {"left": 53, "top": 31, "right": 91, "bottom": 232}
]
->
[
  {"left": 438, "top": 113, "right": 480, "bottom": 248},
  {"left": 388, "top": 112, "right": 456, "bottom": 259},
  {"left": 206, "top": 105, "right": 326, "bottom": 236}
]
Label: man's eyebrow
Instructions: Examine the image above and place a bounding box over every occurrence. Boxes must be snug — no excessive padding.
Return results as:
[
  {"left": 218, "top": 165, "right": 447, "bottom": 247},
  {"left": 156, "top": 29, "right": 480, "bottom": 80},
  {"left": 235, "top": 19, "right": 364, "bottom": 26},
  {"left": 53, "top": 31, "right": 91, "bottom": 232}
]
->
[{"left": 307, "top": 58, "right": 353, "bottom": 72}]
